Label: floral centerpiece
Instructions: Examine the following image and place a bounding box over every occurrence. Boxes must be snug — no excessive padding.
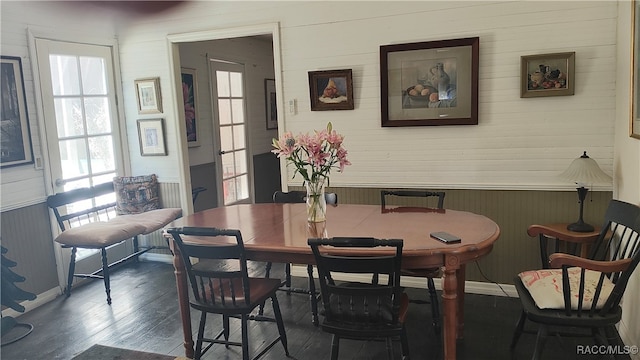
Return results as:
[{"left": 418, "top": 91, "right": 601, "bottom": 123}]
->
[{"left": 272, "top": 122, "right": 351, "bottom": 222}]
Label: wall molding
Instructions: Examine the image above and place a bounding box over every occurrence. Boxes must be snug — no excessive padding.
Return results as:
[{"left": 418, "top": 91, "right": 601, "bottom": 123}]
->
[{"left": 1, "top": 287, "right": 61, "bottom": 318}]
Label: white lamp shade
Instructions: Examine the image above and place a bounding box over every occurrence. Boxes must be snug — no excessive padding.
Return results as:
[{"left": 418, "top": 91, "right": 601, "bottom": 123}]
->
[{"left": 559, "top": 151, "right": 612, "bottom": 185}]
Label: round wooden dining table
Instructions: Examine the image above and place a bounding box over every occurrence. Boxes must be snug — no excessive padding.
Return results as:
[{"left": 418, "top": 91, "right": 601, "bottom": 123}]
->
[{"left": 167, "top": 203, "right": 500, "bottom": 360}]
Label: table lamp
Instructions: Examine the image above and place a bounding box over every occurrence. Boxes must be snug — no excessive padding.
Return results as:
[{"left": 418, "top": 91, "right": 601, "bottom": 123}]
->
[{"left": 559, "top": 151, "right": 612, "bottom": 232}]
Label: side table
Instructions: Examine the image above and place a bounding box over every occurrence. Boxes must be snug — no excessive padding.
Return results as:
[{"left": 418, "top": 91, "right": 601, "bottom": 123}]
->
[{"left": 527, "top": 223, "right": 600, "bottom": 268}]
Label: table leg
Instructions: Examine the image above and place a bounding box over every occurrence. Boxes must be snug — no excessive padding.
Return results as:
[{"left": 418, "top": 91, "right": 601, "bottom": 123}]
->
[
  {"left": 456, "top": 264, "right": 466, "bottom": 339},
  {"left": 442, "top": 256, "right": 460, "bottom": 360},
  {"left": 170, "top": 240, "right": 195, "bottom": 359}
]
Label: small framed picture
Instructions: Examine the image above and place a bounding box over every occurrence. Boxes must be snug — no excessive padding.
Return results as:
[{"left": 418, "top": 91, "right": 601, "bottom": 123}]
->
[
  {"left": 308, "top": 69, "right": 354, "bottom": 111},
  {"left": 181, "top": 68, "right": 199, "bottom": 147},
  {"left": 520, "top": 52, "right": 575, "bottom": 98},
  {"left": 0, "top": 56, "right": 34, "bottom": 168},
  {"left": 135, "top": 77, "right": 162, "bottom": 114},
  {"left": 137, "top": 118, "right": 167, "bottom": 156},
  {"left": 265, "top": 78, "right": 277, "bottom": 129}
]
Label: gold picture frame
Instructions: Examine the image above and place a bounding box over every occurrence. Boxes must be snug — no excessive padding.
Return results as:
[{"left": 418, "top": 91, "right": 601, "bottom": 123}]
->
[
  {"left": 520, "top": 52, "right": 575, "bottom": 98},
  {"left": 135, "top": 77, "right": 162, "bottom": 114}
]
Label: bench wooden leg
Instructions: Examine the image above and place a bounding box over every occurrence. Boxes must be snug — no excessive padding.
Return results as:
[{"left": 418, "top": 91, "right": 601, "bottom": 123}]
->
[
  {"left": 100, "top": 248, "right": 112, "bottom": 305},
  {"left": 65, "top": 247, "right": 77, "bottom": 297}
]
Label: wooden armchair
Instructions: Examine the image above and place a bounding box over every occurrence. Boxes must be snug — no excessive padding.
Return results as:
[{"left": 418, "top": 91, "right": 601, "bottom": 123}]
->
[{"left": 511, "top": 199, "right": 640, "bottom": 360}]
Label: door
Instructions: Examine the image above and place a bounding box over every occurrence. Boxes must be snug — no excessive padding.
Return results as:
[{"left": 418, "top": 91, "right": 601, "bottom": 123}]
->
[
  {"left": 34, "top": 39, "right": 128, "bottom": 285},
  {"left": 209, "top": 60, "right": 252, "bottom": 205}
]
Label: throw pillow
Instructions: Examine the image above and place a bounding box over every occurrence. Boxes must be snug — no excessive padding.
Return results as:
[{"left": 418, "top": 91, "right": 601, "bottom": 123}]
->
[
  {"left": 113, "top": 174, "right": 160, "bottom": 215},
  {"left": 518, "top": 267, "right": 615, "bottom": 310}
]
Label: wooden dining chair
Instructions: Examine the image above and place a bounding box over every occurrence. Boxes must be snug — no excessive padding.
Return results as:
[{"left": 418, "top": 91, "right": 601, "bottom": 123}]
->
[
  {"left": 264, "top": 190, "right": 338, "bottom": 325},
  {"left": 380, "top": 189, "right": 446, "bottom": 334},
  {"left": 166, "top": 227, "right": 289, "bottom": 360},
  {"left": 511, "top": 199, "right": 640, "bottom": 360},
  {"left": 308, "top": 237, "right": 410, "bottom": 360}
]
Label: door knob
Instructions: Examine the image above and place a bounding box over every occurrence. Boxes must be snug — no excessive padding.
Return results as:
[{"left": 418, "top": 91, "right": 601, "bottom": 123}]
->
[{"left": 54, "top": 178, "right": 67, "bottom": 187}]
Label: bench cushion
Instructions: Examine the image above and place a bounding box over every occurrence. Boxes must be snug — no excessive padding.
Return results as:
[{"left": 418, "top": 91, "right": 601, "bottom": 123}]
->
[
  {"left": 113, "top": 174, "right": 159, "bottom": 215},
  {"left": 112, "top": 208, "right": 182, "bottom": 235},
  {"left": 54, "top": 221, "right": 146, "bottom": 248}
]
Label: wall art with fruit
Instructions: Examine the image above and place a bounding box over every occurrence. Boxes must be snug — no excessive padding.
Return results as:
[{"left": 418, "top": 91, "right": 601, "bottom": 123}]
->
[{"left": 520, "top": 52, "right": 575, "bottom": 98}]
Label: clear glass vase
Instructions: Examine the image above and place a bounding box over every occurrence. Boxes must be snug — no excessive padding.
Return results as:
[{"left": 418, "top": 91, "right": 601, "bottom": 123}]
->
[{"left": 305, "top": 178, "right": 327, "bottom": 222}]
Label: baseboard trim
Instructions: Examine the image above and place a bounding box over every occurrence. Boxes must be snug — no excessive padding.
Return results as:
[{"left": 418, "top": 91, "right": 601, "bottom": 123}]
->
[
  {"left": 140, "top": 252, "right": 174, "bottom": 264},
  {"left": 289, "top": 264, "right": 518, "bottom": 298},
  {"left": 1, "top": 287, "right": 61, "bottom": 318}
]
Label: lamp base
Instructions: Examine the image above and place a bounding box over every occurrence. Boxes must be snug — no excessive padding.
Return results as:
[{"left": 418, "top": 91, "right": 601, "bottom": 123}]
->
[{"left": 567, "top": 221, "right": 595, "bottom": 233}]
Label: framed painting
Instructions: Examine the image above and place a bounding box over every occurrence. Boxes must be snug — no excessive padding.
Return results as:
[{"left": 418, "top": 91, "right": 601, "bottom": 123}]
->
[
  {"left": 308, "top": 69, "right": 354, "bottom": 111},
  {"left": 137, "top": 118, "right": 167, "bottom": 156},
  {"left": 380, "top": 37, "right": 479, "bottom": 127},
  {"left": 181, "top": 68, "right": 199, "bottom": 147},
  {"left": 1, "top": 56, "right": 34, "bottom": 168},
  {"left": 631, "top": 0, "right": 640, "bottom": 139},
  {"left": 265, "top": 78, "right": 277, "bottom": 130},
  {"left": 135, "top": 77, "right": 162, "bottom": 114},
  {"left": 520, "top": 52, "right": 575, "bottom": 98}
]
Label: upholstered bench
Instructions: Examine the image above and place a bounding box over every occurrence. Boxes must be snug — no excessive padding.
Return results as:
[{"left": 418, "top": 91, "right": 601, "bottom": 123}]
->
[{"left": 47, "top": 174, "right": 181, "bottom": 304}]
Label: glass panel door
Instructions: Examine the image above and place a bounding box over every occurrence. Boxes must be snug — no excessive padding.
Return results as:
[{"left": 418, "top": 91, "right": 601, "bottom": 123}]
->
[
  {"left": 35, "top": 39, "right": 127, "bottom": 284},
  {"left": 210, "top": 60, "right": 251, "bottom": 205}
]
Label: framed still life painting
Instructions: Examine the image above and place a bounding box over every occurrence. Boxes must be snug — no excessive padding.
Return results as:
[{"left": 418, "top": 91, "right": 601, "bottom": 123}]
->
[
  {"left": 520, "top": 52, "right": 575, "bottom": 98},
  {"left": 308, "top": 69, "right": 354, "bottom": 111},
  {"left": 380, "top": 37, "right": 479, "bottom": 127}
]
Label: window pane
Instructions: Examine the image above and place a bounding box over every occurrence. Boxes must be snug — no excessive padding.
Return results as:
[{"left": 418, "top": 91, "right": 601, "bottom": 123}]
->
[
  {"left": 235, "top": 149, "right": 247, "bottom": 174},
  {"left": 217, "top": 99, "right": 231, "bottom": 125},
  {"left": 216, "top": 71, "right": 229, "bottom": 97},
  {"left": 88, "top": 135, "right": 115, "bottom": 173},
  {"left": 221, "top": 152, "right": 235, "bottom": 178},
  {"left": 230, "top": 72, "right": 243, "bottom": 97},
  {"left": 231, "top": 99, "right": 244, "bottom": 124},
  {"left": 220, "top": 126, "right": 233, "bottom": 152},
  {"left": 85, "top": 97, "right": 111, "bottom": 134},
  {"left": 223, "top": 178, "right": 236, "bottom": 205},
  {"left": 49, "top": 55, "right": 80, "bottom": 96},
  {"left": 80, "top": 56, "right": 107, "bottom": 95},
  {"left": 93, "top": 173, "right": 116, "bottom": 188},
  {"left": 54, "top": 98, "right": 84, "bottom": 137},
  {"left": 232, "top": 125, "right": 245, "bottom": 149},
  {"left": 63, "top": 178, "right": 90, "bottom": 192},
  {"left": 59, "top": 138, "right": 89, "bottom": 179},
  {"left": 236, "top": 175, "right": 249, "bottom": 201}
]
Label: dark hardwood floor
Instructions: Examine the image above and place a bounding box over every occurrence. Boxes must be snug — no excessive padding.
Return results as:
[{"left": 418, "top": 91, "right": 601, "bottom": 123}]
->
[{"left": 1, "top": 261, "right": 629, "bottom": 360}]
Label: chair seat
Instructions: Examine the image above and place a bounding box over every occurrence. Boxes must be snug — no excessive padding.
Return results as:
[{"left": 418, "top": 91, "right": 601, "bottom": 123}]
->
[
  {"left": 54, "top": 221, "right": 146, "bottom": 248},
  {"left": 514, "top": 276, "right": 622, "bottom": 328},
  {"left": 193, "top": 277, "right": 283, "bottom": 311}
]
